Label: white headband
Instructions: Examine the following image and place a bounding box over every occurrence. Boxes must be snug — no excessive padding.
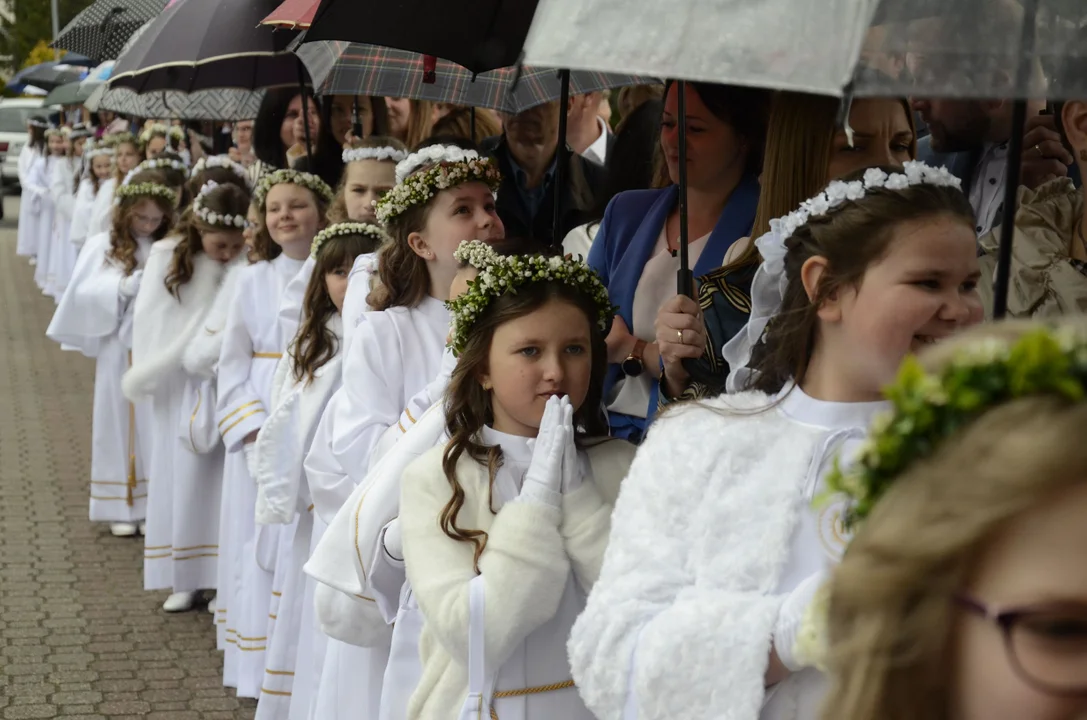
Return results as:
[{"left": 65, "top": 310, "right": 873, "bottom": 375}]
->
[
  {"left": 721, "top": 161, "right": 963, "bottom": 392},
  {"left": 343, "top": 146, "right": 408, "bottom": 165},
  {"left": 190, "top": 154, "right": 251, "bottom": 189},
  {"left": 395, "top": 144, "right": 481, "bottom": 184},
  {"left": 192, "top": 180, "right": 249, "bottom": 229}
]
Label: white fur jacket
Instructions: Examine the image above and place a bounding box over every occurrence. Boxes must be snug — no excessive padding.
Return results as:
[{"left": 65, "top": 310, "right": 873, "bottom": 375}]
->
[
  {"left": 123, "top": 239, "right": 240, "bottom": 401},
  {"left": 180, "top": 256, "right": 247, "bottom": 380},
  {"left": 567, "top": 391, "right": 827, "bottom": 720},
  {"left": 254, "top": 314, "right": 343, "bottom": 525}
]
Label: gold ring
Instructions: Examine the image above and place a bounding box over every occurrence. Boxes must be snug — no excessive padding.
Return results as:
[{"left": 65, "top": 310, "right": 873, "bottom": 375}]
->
[
  {"left": 1035, "top": 144, "right": 1043, "bottom": 157},
  {"left": 677, "top": 329, "right": 684, "bottom": 344}
]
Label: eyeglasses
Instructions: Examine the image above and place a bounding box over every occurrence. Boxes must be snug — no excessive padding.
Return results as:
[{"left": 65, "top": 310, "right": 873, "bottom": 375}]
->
[{"left": 955, "top": 595, "right": 1087, "bottom": 696}]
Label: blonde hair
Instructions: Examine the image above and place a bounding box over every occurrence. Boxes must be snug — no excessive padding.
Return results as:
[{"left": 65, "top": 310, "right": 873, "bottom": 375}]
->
[
  {"left": 821, "top": 318, "right": 1087, "bottom": 720},
  {"left": 730, "top": 92, "right": 917, "bottom": 269}
]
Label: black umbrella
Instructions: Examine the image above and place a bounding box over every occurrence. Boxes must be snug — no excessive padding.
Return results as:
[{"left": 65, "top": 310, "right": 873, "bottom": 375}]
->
[
  {"left": 301, "top": 0, "right": 539, "bottom": 75},
  {"left": 16, "top": 65, "right": 87, "bottom": 92},
  {"left": 54, "top": 0, "right": 168, "bottom": 63},
  {"left": 109, "top": 0, "right": 307, "bottom": 93},
  {"left": 43, "top": 80, "right": 102, "bottom": 106}
]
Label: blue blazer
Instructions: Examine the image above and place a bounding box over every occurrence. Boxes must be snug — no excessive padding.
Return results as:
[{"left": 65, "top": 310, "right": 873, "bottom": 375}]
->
[{"left": 587, "top": 175, "right": 761, "bottom": 440}]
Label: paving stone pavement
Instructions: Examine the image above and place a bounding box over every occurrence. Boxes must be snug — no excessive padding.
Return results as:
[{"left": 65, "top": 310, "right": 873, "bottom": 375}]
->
[{"left": 0, "top": 198, "right": 257, "bottom": 719}]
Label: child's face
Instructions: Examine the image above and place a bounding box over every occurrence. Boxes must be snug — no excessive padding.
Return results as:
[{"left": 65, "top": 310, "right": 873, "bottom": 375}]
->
[
  {"left": 48, "top": 135, "right": 66, "bottom": 155},
  {"left": 449, "top": 265, "right": 479, "bottom": 300},
  {"left": 242, "top": 205, "right": 260, "bottom": 248},
  {"left": 812, "top": 214, "right": 983, "bottom": 399},
  {"left": 115, "top": 142, "right": 140, "bottom": 174},
  {"left": 146, "top": 135, "right": 167, "bottom": 159},
  {"left": 201, "top": 229, "right": 246, "bottom": 264},
  {"left": 325, "top": 261, "right": 351, "bottom": 313},
  {"left": 950, "top": 482, "right": 1087, "bottom": 720},
  {"left": 265, "top": 183, "right": 322, "bottom": 253},
  {"left": 343, "top": 159, "right": 394, "bottom": 223},
  {"left": 128, "top": 199, "right": 166, "bottom": 238},
  {"left": 73, "top": 137, "right": 86, "bottom": 157},
  {"left": 481, "top": 298, "right": 593, "bottom": 438},
  {"left": 411, "top": 181, "right": 504, "bottom": 297},
  {"left": 91, "top": 155, "right": 112, "bottom": 179}
]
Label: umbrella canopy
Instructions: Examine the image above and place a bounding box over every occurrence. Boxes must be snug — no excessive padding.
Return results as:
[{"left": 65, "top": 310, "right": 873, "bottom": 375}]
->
[
  {"left": 110, "top": 0, "right": 306, "bottom": 93},
  {"left": 296, "top": 41, "right": 646, "bottom": 115},
  {"left": 53, "top": 0, "right": 168, "bottom": 62},
  {"left": 86, "top": 84, "right": 265, "bottom": 121},
  {"left": 261, "top": 0, "right": 319, "bottom": 29},
  {"left": 44, "top": 80, "right": 102, "bottom": 106},
  {"left": 8, "top": 63, "right": 87, "bottom": 92},
  {"left": 302, "top": 0, "right": 538, "bottom": 74}
]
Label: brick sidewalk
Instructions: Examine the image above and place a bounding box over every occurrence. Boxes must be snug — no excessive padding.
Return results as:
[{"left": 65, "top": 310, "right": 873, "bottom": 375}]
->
[{"left": 0, "top": 199, "right": 256, "bottom": 719}]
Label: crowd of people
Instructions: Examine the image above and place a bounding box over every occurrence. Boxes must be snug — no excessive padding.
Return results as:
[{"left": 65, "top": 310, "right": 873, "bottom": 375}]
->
[{"left": 9, "top": 60, "right": 1087, "bottom": 720}]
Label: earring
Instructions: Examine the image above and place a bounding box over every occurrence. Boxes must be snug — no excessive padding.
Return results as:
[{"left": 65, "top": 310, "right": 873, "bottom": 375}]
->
[{"left": 481, "top": 381, "right": 492, "bottom": 390}]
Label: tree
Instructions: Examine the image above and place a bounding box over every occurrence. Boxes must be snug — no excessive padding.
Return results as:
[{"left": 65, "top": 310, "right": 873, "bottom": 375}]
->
[
  {"left": 24, "top": 39, "right": 60, "bottom": 68},
  {"left": 0, "top": 0, "right": 94, "bottom": 74}
]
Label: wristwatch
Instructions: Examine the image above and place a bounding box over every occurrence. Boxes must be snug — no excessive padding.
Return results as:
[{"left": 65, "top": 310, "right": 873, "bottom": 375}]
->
[{"left": 621, "top": 339, "right": 647, "bottom": 377}]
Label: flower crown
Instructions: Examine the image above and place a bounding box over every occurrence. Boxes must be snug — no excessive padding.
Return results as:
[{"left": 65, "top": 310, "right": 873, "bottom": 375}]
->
[
  {"left": 826, "top": 326, "right": 1087, "bottom": 529},
  {"left": 342, "top": 146, "right": 408, "bottom": 164},
  {"left": 375, "top": 145, "right": 501, "bottom": 225},
  {"left": 190, "top": 154, "right": 251, "bottom": 188},
  {"left": 44, "top": 127, "right": 63, "bottom": 139},
  {"left": 134, "top": 157, "right": 189, "bottom": 175},
  {"left": 445, "top": 240, "right": 615, "bottom": 357},
  {"left": 722, "top": 160, "right": 966, "bottom": 393},
  {"left": 104, "top": 131, "right": 137, "bottom": 148},
  {"left": 253, "top": 168, "right": 334, "bottom": 210},
  {"left": 310, "top": 222, "right": 391, "bottom": 258},
  {"left": 114, "top": 181, "right": 177, "bottom": 206},
  {"left": 84, "top": 145, "right": 114, "bottom": 161},
  {"left": 192, "top": 181, "right": 249, "bottom": 229},
  {"left": 139, "top": 123, "right": 183, "bottom": 144}
]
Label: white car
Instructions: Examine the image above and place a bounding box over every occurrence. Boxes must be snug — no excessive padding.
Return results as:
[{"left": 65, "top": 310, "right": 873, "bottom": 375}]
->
[{"left": 0, "top": 98, "right": 46, "bottom": 186}]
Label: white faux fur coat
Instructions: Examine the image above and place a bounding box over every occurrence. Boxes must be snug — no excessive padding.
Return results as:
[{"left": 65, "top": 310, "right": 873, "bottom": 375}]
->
[
  {"left": 567, "top": 391, "right": 828, "bottom": 720},
  {"left": 181, "top": 258, "right": 247, "bottom": 380}
]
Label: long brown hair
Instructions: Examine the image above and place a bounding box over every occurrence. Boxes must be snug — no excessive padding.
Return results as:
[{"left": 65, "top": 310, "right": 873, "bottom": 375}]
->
[
  {"left": 164, "top": 183, "right": 252, "bottom": 298},
  {"left": 252, "top": 184, "right": 331, "bottom": 262},
  {"left": 748, "top": 166, "right": 974, "bottom": 395},
  {"left": 148, "top": 151, "right": 193, "bottom": 209},
  {"left": 400, "top": 99, "right": 436, "bottom": 149},
  {"left": 188, "top": 163, "right": 251, "bottom": 198},
  {"left": 110, "top": 138, "right": 140, "bottom": 185},
  {"left": 289, "top": 229, "right": 386, "bottom": 384},
  {"left": 822, "top": 319, "right": 1087, "bottom": 720},
  {"left": 439, "top": 279, "right": 610, "bottom": 572},
  {"left": 107, "top": 169, "right": 176, "bottom": 276},
  {"left": 732, "top": 90, "right": 918, "bottom": 269},
  {"left": 328, "top": 135, "right": 407, "bottom": 224}
]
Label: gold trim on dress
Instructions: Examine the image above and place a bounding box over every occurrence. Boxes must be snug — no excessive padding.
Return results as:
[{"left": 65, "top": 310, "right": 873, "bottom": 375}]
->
[
  {"left": 489, "top": 680, "right": 577, "bottom": 719},
  {"left": 221, "top": 409, "right": 263, "bottom": 436},
  {"left": 219, "top": 400, "right": 261, "bottom": 428},
  {"left": 252, "top": 352, "right": 283, "bottom": 359},
  {"left": 189, "top": 386, "right": 202, "bottom": 451}
]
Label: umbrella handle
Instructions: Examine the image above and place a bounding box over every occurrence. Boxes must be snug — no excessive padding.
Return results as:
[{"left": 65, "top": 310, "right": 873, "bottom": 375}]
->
[{"left": 676, "top": 80, "right": 693, "bottom": 298}]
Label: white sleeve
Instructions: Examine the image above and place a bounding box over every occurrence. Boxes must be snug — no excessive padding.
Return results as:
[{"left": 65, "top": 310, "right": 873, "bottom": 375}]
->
[
  {"left": 368, "top": 520, "right": 407, "bottom": 623},
  {"left": 304, "top": 389, "right": 354, "bottom": 523},
  {"left": 341, "top": 252, "right": 377, "bottom": 353},
  {"left": 214, "top": 271, "right": 267, "bottom": 451},
  {"left": 277, "top": 256, "right": 314, "bottom": 352},
  {"left": 46, "top": 233, "right": 126, "bottom": 355},
  {"left": 400, "top": 448, "right": 571, "bottom": 671},
  {"left": 69, "top": 181, "right": 94, "bottom": 247}
]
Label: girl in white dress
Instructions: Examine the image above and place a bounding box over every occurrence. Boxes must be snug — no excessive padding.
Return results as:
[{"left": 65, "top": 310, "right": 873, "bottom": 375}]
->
[
  {"left": 279, "top": 137, "right": 405, "bottom": 354},
  {"left": 47, "top": 170, "right": 179, "bottom": 538},
  {"left": 398, "top": 246, "right": 635, "bottom": 719},
  {"left": 88, "top": 133, "right": 142, "bottom": 239},
  {"left": 30, "top": 128, "right": 65, "bottom": 289},
  {"left": 15, "top": 119, "right": 46, "bottom": 258},
  {"left": 70, "top": 144, "right": 114, "bottom": 252},
  {"left": 303, "top": 142, "right": 505, "bottom": 720},
  {"left": 567, "top": 163, "right": 987, "bottom": 720},
  {"left": 252, "top": 222, "right": 392, "bottom": 718},
  {"left": 45, "top": 128, "right": 86, "bottom": 299},
  {"left": 214, "top": 168, "right": 332, "bottom": 699},
  {"left": 123, "top": 182, "right": 252, "bottom": 612}
]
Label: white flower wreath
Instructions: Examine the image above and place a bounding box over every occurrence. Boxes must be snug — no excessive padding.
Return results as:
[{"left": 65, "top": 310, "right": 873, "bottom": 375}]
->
[
  {"left": 139, "top": 123, "right": 174, "bottom": 145},
  {"left": 310, "top": 222, "right": 391, "bottom": 258},
  {"left": 190, "top": 155, "right": 251, "bottom": 188},
  {"left": 84, "top": 145, "right": 114, "bottom": 161},
  {"left": 114, "top": 181, "right": 177, "bottom": 206},
  {"left": 192, "top": 180, "right": 249, "bottom": 229},
  {"left": 375, "top": 145, "right": 501, "bottom": 225},
  {"left": 253, "top": 168, "right": 334, "bottom": 210},
  {"left": 104, "top": 131, "right": 137, "bottom": 148},
  {"left": 133, "top": 157, "right": 190, "bottom": 176},
  {"left": 342, "top": 146, "right": 408, "bottom": 165},
  {"left": 445, "top": 240, "right": 615, "bottom": 357}
]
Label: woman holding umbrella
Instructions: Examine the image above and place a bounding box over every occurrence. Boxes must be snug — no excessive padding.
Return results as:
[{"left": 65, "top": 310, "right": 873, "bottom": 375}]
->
[
  {"left": 292, "top": 93, "right": 390, "bottom": 189},
  {"left": 250, "top": 89, "right": 320, "bottom": 184}
]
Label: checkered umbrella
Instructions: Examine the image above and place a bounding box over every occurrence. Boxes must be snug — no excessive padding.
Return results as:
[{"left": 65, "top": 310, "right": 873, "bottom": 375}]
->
[
  {"left": 53, "top": 0, "right": 168, "bottom": 63},
  {"left": 295, "top": 41, "right": 647, "bottom": 114}
]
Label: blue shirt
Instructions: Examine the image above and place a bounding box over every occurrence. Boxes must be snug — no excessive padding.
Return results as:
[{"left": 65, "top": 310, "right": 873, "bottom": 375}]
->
[{"left": 507, "top": 153, "right": 557, "bottom": 220}]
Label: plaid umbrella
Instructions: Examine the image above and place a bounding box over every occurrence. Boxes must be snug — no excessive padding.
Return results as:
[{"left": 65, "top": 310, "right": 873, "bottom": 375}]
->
[
  {"left": 53, "top": 0, "right": 168, "bottom": 63},
  {"left": 296, "top": 41, "right": 647, "bottom": 114},
  {"left": 110, "top": 0, "right": 305, "bottom": 93},
  {"left": 260, "top": 0, "right": 319, "bottom": 29}
]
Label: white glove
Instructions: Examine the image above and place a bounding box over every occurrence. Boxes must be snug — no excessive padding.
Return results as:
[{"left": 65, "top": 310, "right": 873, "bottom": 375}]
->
[
  {"left": 243, "top": 442, "right": 259, "bottom": 480},
  {"left": 517, "top": 396, "right": 570, "bottom": 509},
  {"left": 382, "top": 519, "right": 403, "bottom": 561},
  {"left": 119, "top": 269, "right": 143, "bottom": 299},
  {"left": 560, "top": 412, "right": 583, "bottom": 495},
  {"left": 773, "top": 570, "right": 826, "bottom": 671}
]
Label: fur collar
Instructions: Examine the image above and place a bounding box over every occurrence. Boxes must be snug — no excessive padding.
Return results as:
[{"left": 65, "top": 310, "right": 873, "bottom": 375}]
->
[{"left": 181, "top": 257, "right": 248, "bottom": 379}]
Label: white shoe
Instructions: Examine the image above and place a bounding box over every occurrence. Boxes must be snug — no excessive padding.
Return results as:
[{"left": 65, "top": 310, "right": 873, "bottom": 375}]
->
[
  {"left": 207, "top": 595, "right": 217, "bottom": 614},
  {"left": 138, "top": 521, "right": 146, "bottom": 536},
  {"left": 162, "top": 592, "right": 197, "bottom": 613},
  {"left": 110, "top": 522, "right": 138, "bottom": 537}
]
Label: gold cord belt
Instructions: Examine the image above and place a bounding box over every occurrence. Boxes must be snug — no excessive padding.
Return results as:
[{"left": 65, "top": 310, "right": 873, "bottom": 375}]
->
[{"left": 487, "top": 679, "right": 576, "bottom": 719}]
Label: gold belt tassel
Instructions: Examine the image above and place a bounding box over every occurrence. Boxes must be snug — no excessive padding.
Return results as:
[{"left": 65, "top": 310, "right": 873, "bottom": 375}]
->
[{"left": 488, "top": 679, "right": 576, "bottom": 719}]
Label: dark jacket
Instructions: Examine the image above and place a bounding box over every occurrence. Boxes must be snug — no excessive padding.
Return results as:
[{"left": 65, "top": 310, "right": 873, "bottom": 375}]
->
[{"left": 482, "top": 134, "right": 608, "bottom": 245}]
